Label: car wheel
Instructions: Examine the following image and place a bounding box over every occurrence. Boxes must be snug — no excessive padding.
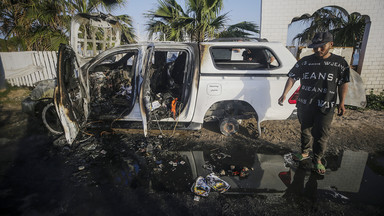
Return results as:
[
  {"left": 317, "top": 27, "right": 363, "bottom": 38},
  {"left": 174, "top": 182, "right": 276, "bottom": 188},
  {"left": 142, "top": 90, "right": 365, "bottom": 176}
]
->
[
  {"left": 42, "top": 103, "right": 64, "bottom": 135},
  {"left": 219, "top": 117, "right": 239, "bottom": 136}
]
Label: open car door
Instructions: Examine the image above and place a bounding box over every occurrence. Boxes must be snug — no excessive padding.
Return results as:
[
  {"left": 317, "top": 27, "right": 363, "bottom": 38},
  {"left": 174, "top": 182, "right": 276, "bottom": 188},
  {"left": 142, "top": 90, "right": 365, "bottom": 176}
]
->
[
  {"left": 54, "top": 44, "right": 89, "bottom": 145},
  {"left": 139, "top": 44, "right": 155, "bottom": 136}
]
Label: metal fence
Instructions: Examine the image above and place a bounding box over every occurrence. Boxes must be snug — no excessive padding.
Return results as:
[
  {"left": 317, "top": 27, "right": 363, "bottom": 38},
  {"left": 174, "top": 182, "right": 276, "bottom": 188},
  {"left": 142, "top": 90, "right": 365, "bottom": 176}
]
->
[{"left": 0, "top": 51, "right": 58, "bottom": 87}]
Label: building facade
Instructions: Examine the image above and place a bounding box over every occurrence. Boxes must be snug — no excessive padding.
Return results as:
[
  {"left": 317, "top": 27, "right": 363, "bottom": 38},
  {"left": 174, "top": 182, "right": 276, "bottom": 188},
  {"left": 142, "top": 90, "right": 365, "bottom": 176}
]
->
[{"left": 260, "top": 0, "right": 384, "bottom": 93}]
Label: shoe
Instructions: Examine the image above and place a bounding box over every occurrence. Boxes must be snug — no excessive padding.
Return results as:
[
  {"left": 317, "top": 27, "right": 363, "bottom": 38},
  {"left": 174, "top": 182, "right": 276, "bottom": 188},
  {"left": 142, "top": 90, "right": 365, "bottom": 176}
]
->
[
  {"left": 314, "top": 162, "right": 326, "bottom": 175},
  {"left": 292, "top": 152, "right": 310, "bottom": 161}
]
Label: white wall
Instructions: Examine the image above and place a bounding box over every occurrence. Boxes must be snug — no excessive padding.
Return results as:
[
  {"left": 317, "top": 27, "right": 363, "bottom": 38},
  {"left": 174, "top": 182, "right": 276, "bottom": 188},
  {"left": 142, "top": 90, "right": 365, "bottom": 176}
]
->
[
  {"left": 261, "top": 0, "right": 384, "bottom": 94},
  {"left": 0, "top": 51, "right": 57, "bottom": 87}
]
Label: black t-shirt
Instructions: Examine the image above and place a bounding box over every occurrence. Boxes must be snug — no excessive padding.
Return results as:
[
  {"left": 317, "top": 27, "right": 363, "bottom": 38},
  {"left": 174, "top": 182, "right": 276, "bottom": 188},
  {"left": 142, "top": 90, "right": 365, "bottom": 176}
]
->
[{"left": 288, "top": 53, "right": 350, "bottom": 113}]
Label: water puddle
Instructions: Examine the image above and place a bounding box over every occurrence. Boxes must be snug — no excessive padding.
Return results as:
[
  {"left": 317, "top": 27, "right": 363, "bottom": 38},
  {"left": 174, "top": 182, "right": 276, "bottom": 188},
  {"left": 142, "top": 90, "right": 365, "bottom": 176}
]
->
[{"left": 140, "top": 149, "right": 384, "bottom": 205}]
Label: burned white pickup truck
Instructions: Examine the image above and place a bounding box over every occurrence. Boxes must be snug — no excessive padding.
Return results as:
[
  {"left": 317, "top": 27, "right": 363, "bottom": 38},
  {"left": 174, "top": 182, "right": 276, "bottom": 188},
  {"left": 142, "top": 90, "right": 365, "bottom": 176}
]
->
[{"left": 55, "top": 40, "right": 300, "bottom": 144}]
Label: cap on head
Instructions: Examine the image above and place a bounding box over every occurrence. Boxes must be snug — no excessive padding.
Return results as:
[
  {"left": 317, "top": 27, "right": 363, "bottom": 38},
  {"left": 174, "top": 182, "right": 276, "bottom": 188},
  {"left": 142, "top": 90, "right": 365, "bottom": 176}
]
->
[{"left": 308, "top": 32, "right": 333, "bottom": 48}]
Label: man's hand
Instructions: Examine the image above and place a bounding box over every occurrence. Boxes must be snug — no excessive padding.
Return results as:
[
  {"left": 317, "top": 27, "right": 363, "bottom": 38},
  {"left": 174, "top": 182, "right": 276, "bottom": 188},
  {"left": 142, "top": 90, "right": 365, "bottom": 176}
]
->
[
  {"left": 278, "top": 78, "right": 296, "bottom": 106},
  {"left": 337, "top": 83, "right": 348, "bottom": 116},
  {"left": 338, "top": 103, "right": 346, "bottom": 116},
  {"left": 278, "top": 95, "right": 285, "bottom": 106}
]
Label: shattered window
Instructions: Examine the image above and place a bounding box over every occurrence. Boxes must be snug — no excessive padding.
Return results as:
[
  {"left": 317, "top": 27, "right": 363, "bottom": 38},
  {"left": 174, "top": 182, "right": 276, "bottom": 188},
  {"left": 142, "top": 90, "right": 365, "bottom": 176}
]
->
[
  {"left": 146, "top": 50, "right": 190, "bottom": 120},
  {"left": 211, "top": 47, "right": 280, "bottom": 70},
  {"left": 88, "top": 51, "right": 137, "bottom": 118}
]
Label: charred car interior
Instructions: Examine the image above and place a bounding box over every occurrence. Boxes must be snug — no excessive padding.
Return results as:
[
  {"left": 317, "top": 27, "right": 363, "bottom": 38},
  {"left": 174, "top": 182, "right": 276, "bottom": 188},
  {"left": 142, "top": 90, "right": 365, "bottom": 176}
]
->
[
  {"left": 86, "top": 48, "right": 192, "bottom": 122},
  {"left": 144, "top": 49, "right": 192, "bottom": 121},
  {"left": 88, "top": 51, "right": 137, "bottom": 119}
]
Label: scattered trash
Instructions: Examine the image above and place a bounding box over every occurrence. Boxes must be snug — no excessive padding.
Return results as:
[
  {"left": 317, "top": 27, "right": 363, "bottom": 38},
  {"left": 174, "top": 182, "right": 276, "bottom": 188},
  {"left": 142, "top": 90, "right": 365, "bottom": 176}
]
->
[
  {"left": 180, "top": 161, "right": 185, "bottom": 165},
  {"left": 210, "top": 152, "right": 231, "bottom": 161},
  {"left": 146, "top": 143, "right": 154, "bottom": 155},
  {"left": 327, "top": 187, "right": 350, "bottom": 201},
  {"left": 82, "top": 143, "right": 97, "bottom": 151},
  {"left": 90, "top": 154, "right": 99, "bottom": 159},
  {"left": 240, "top": 167, "right": 250, "bottom": 178},
  {"left": 284, "top": 153, "right": 298, "bottom": 168},
  {"left": 100, "top": 150, "right": 107, "bottom": 155},
  {"left": 205, "top": 173, "right": 230, "bottom": 193},
  {"left": 151, "top": 100, "right": 161, "bottom": 111},
  {"left": 155, "top": 160, "right": 163, "bottom": 164},
  {"left": 191, "top": 176, "right": 210, "bottom": 197},
  {"left": 194, "top": 195, "right": 200, "bottom": 202},
  {"left": 219, "top": 170, "right": 226, "bottom": 176},
  {"left": 226, "top": 165, "right": 251, "bottom": 178},
  {"left": 202, "top": 163, "right": 214, "bottom": 172},
  {"left": 78, "top": 166, "right": 85, "bottom": 171},
  {"left": 153, "top": 168, "right": 162, "bottom": 173}
]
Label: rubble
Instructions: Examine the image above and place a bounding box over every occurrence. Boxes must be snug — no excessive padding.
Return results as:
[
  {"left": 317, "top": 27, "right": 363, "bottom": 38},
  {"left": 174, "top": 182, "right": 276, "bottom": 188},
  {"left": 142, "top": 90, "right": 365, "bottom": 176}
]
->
[{"left": 82, "top": 143, "right": 97, "bottom": 151}]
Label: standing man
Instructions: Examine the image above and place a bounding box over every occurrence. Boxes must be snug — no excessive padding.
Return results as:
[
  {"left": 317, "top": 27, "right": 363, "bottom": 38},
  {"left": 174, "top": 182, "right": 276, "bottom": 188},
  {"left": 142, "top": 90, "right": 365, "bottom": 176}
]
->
[{"left": 278, "top": 32, "right": 350, "bottom": 175}]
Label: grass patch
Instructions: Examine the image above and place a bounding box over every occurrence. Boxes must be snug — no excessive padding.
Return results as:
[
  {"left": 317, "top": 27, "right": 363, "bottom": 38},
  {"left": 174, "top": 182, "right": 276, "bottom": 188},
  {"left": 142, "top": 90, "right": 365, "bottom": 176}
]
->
[{"left": 0, "top": 83, "right": 31, "bottom": 105}]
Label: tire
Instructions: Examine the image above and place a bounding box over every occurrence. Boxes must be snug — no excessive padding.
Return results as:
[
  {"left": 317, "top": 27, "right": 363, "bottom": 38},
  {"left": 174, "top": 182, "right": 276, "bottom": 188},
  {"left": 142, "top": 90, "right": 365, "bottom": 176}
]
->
[
  {"left": 219, "top": 117, "right": 239, "bottom": 136},
  {"left": 42, "top": 103, "right": 64, "bottom": 135}
]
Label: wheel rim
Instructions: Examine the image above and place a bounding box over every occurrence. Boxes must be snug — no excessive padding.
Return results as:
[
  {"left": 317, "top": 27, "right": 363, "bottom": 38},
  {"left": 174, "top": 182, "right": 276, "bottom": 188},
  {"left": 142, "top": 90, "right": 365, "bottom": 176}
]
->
[
  {"left": 224, "top": 123, "right": 235, "bottom": 133},
  {"left": 42, "top": 103, "right": 64, "bottom": 135}
]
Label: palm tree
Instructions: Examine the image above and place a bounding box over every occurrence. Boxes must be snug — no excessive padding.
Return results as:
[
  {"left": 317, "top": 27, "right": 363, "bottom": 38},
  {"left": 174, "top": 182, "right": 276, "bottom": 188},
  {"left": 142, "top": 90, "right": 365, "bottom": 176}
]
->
[
  {"left": 27, "top": 0, "right": 70, "bottom": 51},
  {"left": 146, "top": 0, "right": 229, "bottom": 42},
  {"left": 66, "top": 0, "right": 125, "bottom": 14},
  {"left": 145, "top": 0, "right": 197, "bottom": 41},
  {"left": 59, "top": 0, "right": 137, "bottom": 44},
  {"left": 0, "top": 0, "right": 31, "bottom": 51},
  {"left": 146, "top": 0, "right": 259, "bottom": 42},
  {"left": 332, "top": 12, "right": 367, "bottom": 48},
  {"left": 0, "top": 0, "right": 135, "bottom": 51},
  {"left": 292, "top": 6, "right": 366, "bottom": 49},
  {"left": 217, "top": 21, "right": 259, "bottom": 38},
  {"left": 115, "top": 14, "right": 136, "bottom": 44}
]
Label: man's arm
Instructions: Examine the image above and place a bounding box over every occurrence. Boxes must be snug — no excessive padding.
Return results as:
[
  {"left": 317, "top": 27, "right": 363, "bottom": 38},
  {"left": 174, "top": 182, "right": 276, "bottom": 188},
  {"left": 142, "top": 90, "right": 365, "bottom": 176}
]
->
[
  {"left": 278, "top": 77, "right": 296, "bottom": 105},
  {"left": 337, "top": 83, "right": 348, "bottom": 116}
]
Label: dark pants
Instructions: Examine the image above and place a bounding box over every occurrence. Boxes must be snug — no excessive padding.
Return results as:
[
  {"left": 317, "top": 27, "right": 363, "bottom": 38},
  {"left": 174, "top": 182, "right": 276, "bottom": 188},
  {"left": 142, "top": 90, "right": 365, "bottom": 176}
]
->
[{"left": 297, "top": 105, "right": 335, "bottom": 162}]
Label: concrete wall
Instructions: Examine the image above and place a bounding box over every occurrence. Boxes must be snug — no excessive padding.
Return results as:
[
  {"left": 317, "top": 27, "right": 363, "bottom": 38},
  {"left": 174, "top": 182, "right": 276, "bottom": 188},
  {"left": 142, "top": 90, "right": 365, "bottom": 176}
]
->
[{"left": 260, "top": 0, "right": 384, "bottom": 94}]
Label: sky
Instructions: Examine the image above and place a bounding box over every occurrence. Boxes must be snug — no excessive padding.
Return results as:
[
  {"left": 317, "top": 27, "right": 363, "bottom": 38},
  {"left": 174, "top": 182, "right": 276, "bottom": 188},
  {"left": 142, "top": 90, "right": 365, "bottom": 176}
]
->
[{"left": 112, "top": 0, "right": 262, "bottom": 41}]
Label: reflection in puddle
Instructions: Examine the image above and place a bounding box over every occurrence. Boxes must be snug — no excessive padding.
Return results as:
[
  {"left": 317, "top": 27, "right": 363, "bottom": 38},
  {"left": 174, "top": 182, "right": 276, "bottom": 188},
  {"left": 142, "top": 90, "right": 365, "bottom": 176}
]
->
[{"left": 148, "top": 149, "right": 384, "bottom": 205}]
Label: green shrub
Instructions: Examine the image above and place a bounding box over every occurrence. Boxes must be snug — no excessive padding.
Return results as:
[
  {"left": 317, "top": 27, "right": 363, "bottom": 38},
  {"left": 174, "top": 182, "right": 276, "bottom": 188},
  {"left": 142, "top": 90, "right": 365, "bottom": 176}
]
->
[{"left": 366, "top": 91, "right": 384, "bottom": 111}]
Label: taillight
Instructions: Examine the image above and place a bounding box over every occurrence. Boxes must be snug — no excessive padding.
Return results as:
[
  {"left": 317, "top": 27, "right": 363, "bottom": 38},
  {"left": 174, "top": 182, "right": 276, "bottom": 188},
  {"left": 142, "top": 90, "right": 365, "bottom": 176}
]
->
[
  {"left": 278, "top": 171, "right": 291, "bottom": 187},
  {"left": 288, "top": 85, "right": 300, "bottom": 104}
]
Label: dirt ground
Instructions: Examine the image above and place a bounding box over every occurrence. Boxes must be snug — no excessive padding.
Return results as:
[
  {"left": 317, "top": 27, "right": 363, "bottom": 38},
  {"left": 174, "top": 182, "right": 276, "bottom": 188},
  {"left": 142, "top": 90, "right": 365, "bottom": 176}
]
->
[{"left": 1, "top": 88, "right": 384, "bottom": 215}]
